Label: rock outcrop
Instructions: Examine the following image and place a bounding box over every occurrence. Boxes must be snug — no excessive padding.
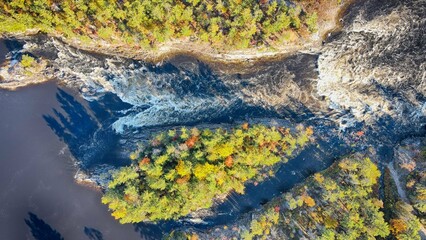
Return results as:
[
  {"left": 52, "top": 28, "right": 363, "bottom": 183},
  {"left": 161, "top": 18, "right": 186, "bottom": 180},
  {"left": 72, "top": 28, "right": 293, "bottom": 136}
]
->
[{"left": 318, "top": 0, "right": 426, "bottom": 126}]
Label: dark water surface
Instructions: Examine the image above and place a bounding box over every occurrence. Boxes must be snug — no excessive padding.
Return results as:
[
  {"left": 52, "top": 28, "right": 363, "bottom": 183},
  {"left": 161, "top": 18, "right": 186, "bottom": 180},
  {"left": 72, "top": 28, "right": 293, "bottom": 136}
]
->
[
  {"left": 0, "top": 41, "right": 7, "bottom": 62},
  {"left": 0, "top": 82, "right": 142, "bottom": 239}
]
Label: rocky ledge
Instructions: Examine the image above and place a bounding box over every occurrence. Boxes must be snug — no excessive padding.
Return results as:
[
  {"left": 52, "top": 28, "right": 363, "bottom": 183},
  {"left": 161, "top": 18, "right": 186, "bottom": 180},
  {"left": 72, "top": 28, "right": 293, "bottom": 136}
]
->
[{"left": 0, "top": 55, "right": 52, "bottom": 90}]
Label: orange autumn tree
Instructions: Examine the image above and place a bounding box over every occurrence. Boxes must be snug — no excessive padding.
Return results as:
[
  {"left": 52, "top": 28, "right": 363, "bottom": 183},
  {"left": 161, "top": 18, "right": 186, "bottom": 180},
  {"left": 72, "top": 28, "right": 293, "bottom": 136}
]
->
[
  {"left": 390, "top": 219, "right": 407, "bottom": 235},
  {"left": 102, "top": 124, "right": 313, "bottom": 223}
]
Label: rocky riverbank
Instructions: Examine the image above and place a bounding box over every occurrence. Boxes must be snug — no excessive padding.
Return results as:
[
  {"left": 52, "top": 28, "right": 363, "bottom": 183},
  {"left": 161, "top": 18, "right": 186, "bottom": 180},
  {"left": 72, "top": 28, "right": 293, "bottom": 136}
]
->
[
  {"left": 317, "top": 0, "right": 426, "bottom": 126},
  {"left": 0, "top": 57, "right": 53, "bottom": 90},
  {"left": 0, "top": 0, "right": 354, "bottom": 91}
]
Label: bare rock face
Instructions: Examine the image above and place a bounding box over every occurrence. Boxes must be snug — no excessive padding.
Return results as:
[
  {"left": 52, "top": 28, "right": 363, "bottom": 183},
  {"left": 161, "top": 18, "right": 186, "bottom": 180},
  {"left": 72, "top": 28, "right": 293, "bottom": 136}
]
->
[{"left": 317, "top": 0, "right": 426, "bottom": 125}]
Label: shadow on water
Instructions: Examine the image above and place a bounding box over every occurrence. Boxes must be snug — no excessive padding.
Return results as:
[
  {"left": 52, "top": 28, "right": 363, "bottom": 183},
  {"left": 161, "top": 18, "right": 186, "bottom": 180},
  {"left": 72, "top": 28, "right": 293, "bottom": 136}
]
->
[
  {"left": 84, "top": 227, "right": 104, "bottom": 240},
  {"left": 25, "top": 212, "right": 64, "bottom": 240},
  {"left": 42, "top": 88, "right": 132, "bottom": 169}
]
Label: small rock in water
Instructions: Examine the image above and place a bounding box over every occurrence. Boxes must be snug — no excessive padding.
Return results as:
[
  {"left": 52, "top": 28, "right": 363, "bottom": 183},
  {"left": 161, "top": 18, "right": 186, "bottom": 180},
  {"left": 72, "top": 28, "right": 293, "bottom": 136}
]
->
[{"left": 185, "top": 218, "right": 208, "bottom": 224}]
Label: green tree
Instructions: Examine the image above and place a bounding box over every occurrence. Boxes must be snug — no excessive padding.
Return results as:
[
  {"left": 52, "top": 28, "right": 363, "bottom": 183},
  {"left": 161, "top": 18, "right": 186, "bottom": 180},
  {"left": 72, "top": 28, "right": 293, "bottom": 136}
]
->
[
  {"left": 102, "top": 124, "right": 312, "bottom": 223},
  {"left": 20, "top": 54, "right": 35, "bottom": 68},
  {"left": 0, "top": 0, "right": 321, "bottom": 49}
]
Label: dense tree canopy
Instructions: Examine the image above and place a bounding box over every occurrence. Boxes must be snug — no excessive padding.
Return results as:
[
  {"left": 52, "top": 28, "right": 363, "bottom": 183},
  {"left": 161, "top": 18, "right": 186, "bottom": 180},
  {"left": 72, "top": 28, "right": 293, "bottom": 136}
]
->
[
  {"left": 241, "top": 157, "right": 391, "bottom": 240},
  {"left": 0, "top": 0, "right": 321, "bottom": 49},
  {"left": 102, "top": 124, "right": 313, "bottom": 223}
]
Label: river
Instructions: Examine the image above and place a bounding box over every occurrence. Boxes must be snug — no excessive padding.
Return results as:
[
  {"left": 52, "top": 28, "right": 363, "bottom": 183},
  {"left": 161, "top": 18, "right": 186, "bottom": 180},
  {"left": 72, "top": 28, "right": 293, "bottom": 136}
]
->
[
  {"left": 0, "top": 0, "right": 424, "bottom": 238},
  {"left": 0, "top": 39, "right": 354, "bottom": 239}
]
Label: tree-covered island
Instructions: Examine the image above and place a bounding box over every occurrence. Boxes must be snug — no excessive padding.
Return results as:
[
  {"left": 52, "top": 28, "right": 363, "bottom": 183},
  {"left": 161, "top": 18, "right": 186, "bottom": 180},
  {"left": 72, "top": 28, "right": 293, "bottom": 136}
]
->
[{"left": 102, "top": 124, "right": 313, "bottom": 223}]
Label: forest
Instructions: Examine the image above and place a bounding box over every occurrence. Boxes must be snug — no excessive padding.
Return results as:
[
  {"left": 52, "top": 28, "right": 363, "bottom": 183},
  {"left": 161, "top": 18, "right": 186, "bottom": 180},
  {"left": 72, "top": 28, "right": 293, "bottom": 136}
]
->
[
  {"left": 101, "top": 124, "right": 313, "bottom": 223},
  {"left": 182, "top": 156, "right": 423, "bottom": 240},
  {"left": 0, "top": 0, "right": 322, "bottom": 49},
  {"left": 240, "top": 157, "right": 390, "bottom": 240}
]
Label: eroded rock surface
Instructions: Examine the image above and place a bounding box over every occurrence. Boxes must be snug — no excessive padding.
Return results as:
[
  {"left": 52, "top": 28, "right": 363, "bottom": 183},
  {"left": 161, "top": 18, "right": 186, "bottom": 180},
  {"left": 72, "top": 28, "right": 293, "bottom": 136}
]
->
[{"left": 318, "top": 0, "right": 426, "bottom": 125}]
